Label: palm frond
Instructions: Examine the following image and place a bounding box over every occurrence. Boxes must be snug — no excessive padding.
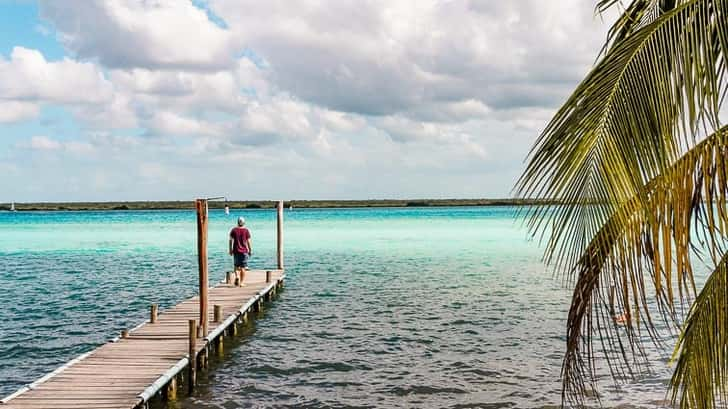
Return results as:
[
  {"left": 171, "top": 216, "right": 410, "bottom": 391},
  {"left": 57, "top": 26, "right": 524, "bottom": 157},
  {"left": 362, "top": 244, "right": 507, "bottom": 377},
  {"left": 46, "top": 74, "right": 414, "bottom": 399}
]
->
[
  {"left": 596, "top": 0, "right": 681, "bottom": 56},
  {"left": 517, "top": 0, "right": 728, "bottom": 277},
  {"left": 670, "top": 251, "right": 728, "bottom": 408},
  {"left": 561, "top": 126, "right": 728, "bottom": 406}
]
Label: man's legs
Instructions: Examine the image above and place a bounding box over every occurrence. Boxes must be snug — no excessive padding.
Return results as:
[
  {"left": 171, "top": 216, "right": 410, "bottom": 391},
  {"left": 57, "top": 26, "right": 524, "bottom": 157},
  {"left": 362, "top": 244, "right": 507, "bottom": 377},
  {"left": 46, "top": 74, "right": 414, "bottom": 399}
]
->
[
  {"left": 233, "top": 253, "right": 249, "bottom": 286},
  {"left": 233, "top": 253, "right": 243, "bottom": 286},
  {"left": 240, "top": 255, "right": 247, "bottom": 286},
  {"left": 238, "top": 253, "right": 250, "bottom": 286}
]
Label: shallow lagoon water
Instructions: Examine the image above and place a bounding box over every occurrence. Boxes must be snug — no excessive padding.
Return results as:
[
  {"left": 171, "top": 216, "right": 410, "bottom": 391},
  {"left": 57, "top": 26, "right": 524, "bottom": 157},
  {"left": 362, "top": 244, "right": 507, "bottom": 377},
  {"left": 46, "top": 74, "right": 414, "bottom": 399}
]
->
[{"left": 0, "top": 207, "right": 673, "bottom": 408}]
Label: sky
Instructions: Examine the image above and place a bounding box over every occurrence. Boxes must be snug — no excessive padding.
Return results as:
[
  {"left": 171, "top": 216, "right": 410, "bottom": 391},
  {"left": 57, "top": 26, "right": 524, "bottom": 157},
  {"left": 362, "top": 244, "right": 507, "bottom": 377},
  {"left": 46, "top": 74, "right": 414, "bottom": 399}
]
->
[{"left": 0, "top": 1, "right": 614, "bottom": 202}]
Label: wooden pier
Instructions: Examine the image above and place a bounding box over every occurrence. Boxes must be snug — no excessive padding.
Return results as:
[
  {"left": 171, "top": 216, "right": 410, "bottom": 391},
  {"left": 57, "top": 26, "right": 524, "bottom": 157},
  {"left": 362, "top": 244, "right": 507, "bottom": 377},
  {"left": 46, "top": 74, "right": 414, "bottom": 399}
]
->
[{"left": 1, "top": 200, "right": 287, "bottom": 409}]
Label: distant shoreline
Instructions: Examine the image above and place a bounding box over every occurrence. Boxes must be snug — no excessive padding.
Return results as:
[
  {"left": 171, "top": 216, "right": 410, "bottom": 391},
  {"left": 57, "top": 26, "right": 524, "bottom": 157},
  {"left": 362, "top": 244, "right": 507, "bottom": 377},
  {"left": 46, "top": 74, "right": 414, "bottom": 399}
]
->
[{"left": 0, "top": 199, "right": 554, "bottom": 211}]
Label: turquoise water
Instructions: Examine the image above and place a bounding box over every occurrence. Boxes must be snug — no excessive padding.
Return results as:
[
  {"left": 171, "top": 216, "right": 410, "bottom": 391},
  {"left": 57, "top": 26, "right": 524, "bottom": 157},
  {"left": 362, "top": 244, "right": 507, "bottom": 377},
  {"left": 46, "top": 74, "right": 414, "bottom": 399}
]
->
[{"left": 0, "top": 207, "right": 671, "bottom": 408}]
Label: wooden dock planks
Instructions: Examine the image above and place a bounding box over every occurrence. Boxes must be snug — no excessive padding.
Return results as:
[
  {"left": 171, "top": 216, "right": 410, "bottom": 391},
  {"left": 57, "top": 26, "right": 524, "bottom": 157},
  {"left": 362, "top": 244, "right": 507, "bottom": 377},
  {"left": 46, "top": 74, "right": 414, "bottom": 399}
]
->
[{"left": 2, "top": 269, "right": 284, "bottom": 409}]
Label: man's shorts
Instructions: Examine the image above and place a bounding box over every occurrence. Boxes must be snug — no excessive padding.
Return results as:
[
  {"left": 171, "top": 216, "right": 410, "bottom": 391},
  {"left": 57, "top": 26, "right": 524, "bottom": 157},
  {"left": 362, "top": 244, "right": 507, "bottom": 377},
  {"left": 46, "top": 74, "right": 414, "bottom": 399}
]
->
[{"left": 234, "top": 252, "right": 249, "bottom": 268}]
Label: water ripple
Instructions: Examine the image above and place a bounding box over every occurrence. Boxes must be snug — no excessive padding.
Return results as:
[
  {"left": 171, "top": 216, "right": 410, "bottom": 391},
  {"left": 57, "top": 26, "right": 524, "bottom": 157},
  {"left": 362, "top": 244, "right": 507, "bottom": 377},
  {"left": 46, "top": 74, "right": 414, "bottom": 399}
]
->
[{"left": 0, "top": 208, "right": 677, "bottom": 408}]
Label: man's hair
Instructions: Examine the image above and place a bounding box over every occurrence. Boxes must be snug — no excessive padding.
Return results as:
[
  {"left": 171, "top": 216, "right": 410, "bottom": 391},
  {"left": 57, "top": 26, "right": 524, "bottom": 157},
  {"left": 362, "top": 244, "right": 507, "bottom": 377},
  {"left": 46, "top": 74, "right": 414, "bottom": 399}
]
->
[{"left": 237, "top": 217, "right": 245, "bottom": 226}]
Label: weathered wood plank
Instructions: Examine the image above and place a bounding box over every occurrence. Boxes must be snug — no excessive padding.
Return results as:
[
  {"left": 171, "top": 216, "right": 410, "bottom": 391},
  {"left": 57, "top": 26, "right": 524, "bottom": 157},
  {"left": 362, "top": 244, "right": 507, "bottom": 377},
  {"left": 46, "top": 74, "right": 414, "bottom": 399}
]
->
[{"left": 2, "top": 270, "right": 284, "bottom": 409}]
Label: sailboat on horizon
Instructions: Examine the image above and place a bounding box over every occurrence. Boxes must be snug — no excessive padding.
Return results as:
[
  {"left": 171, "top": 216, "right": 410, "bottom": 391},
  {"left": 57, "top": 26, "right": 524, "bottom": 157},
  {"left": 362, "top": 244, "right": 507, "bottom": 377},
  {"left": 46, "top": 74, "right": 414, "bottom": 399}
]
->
[{"left": 9, "top": 202, "right": 16, "bottom": 211}]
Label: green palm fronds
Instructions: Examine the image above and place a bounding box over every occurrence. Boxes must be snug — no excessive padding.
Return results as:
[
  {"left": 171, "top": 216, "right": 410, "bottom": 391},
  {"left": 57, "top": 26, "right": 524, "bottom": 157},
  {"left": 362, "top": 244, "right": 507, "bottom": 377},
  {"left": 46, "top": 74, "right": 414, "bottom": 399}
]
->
[
  {"left": 562, "top": 126, "right": 728, "bottom": 406},
  {"left": 597, "top": 0, "right": 680, "bottom": 56},
  {"left": 516, "top": 0, "right": 728, "bottom": 406},
  {"left": 671, "top": 251, "right": 728, "bottom": 408},
  {"left": 517, "top": 0, "right": 728, "bottom": 275}
]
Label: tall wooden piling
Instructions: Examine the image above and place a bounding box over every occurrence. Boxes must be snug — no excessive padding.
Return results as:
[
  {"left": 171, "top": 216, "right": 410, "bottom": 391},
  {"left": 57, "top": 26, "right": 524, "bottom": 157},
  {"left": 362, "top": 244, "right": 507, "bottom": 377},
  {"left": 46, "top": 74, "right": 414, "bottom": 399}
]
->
[
  {"left": 188, "top": 319, "right": 197, "bottom": 394},
  {"left": 195, "top": 199, "right": 209, "bottom": 337},
  {"left": 277, "top": 200, "right": 284, "bottom": 269}
]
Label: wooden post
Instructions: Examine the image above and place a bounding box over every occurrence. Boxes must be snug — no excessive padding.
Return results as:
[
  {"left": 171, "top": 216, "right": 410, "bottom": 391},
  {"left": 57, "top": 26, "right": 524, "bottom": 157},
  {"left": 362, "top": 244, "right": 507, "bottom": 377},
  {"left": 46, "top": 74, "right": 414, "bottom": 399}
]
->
[
  {"left": 217, "top": 335, "right": 224, "bottom": 357},
  {"left": 196, "top": 199, "right": 209, "bottom": 338},
  {"left": 214, "top": 305, "right": 222, "bottom": 322},
  {"left": 266, "top": 270, "right": 272, "bottom": 283},
  {"left": 188, "top": 319, "right": 197, "bottom": 394},
  {"left": 121, "top": 329, "right": 129, "bottom": 339},
  {"left": 165, "top": 376, "right": 177, "bottom": 401},
  {"left": 225, "top": 271, "right": 233, "bottom": 285},
  {"left": 150, "top": 304, "right": 158, "bottom": 323},
  {"left": 277, "top": 200, "right": 284, "bottom": 269},
  {"left": 199, "top": 347, "right": 208, "bottom": 369}
]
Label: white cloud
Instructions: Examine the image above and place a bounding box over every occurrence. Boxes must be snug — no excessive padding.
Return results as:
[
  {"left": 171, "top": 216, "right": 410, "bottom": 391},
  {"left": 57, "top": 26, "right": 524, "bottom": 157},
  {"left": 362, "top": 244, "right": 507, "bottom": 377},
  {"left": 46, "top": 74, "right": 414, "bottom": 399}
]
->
[
  {"left": 319, "top": 110, "right": 366, "bottom": 133},
  {"left": 0, "top": 47, "right": 113, "bottom": 104},
  {"left": 0, "top": 47, "right": 136, "bottom": 130},
  {"left": 406, "top": 99, "right": 491, "bottom": 123},
  {"left": 211, "top": 0, "right": 606, "bottom": 117},
  {"left": 148, "top": 111, "right": 221, "bottom": 137},
  {"left": 109, "top": 67, "right": 251, "bottom": 114},
  {"left": 0, "top": 101, "right": 39, "bottom": 123},
  {"left": 137, "top": 162, "right": 181, "bottom": 185},
  {"left": 64, "top": 140, "right": 95, "bottom": 155},
  {"left": 71, "top": 93, "right": 138, "bottom": 129},
  {"left": 27, "top": 135, "right": 61, "bottom": 150},
  {"left": 376, "top": 115, "right": 445, "bottom": 143},
  {"left": 239, "top": 97, "right": 315, "bottom": 143},
  {"left": 40, "top": 0, "right": 238, "bottom": 71},
  {"left": 19, "top": 136, "right": 95, "bottom": 155},
  {"left": 2, "top": 1, "right": 621, "bottom": 201}
]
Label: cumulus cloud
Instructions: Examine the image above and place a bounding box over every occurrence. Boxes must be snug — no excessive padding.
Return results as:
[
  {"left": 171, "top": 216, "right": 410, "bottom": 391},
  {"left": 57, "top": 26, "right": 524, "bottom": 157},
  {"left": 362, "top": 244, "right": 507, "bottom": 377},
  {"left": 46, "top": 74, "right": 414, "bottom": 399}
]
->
[
  {"left": 212, "top": 0, "right": 606, "bottom": 118},
  {"left": 0, "top": 47, "right": 113, "bottom": 104},
  {"left": 36, "top": 1, "right": 608, "bottom": 120},
  {"left": 108, "top": 66, "right": 252, "bottom": 114},
  {"left": 39, "top": 0, "right": 238, "bottom": 71},
  {"left": 147, "top": 111, "right": 222, "bottom": 137},
  {"left": 1, "top": 1, "right": 618, "bottom": 201}
]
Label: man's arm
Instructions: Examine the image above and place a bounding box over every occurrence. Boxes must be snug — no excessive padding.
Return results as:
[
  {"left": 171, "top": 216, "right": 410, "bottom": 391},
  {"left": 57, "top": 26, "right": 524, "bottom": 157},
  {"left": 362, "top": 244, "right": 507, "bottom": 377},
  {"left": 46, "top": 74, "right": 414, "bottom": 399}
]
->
[
  {"left": 246, "top": 238, "right": 252, "bottom": 255},
  {"left": 229, "top": 237, "right": 234, "bottom": 255}
]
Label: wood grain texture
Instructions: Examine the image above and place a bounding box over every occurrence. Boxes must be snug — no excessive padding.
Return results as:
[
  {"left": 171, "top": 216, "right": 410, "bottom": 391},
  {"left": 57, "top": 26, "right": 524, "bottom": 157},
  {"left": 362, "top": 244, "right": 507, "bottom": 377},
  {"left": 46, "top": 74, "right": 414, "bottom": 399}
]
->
[{"left": 2, "top": 269, "right": 283, "bottom": 409}]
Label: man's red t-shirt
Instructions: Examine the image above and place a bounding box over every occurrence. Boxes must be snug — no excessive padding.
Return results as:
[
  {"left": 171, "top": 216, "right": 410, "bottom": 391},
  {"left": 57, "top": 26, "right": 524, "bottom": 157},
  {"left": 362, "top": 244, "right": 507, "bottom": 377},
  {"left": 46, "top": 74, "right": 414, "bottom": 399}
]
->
[{"left": 230, "top": 227, "right": 251, "bottom": 254}]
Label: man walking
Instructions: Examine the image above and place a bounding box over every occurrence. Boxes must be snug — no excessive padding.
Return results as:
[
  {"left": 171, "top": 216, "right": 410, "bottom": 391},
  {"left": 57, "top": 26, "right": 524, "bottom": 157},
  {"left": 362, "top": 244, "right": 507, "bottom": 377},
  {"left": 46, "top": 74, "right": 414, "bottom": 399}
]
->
[{"left": 229, "top": 217, "right": 252, "bottom": 286}]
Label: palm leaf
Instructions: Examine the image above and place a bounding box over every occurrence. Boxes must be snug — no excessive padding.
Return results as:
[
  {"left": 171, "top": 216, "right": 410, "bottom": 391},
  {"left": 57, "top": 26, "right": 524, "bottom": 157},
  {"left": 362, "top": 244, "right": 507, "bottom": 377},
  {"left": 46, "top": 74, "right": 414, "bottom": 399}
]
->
[
  {"left": 561, "top": 125, "right": 728, "bottom": 406},
  {"left": 516, "top": 0, "right": 728, "bottom": 278},
  {"left": 596, "top": 0, "right": 680, "bottom": 56},
  {"left": 670, "top": 251, "right": 728, "bottom": 408}
]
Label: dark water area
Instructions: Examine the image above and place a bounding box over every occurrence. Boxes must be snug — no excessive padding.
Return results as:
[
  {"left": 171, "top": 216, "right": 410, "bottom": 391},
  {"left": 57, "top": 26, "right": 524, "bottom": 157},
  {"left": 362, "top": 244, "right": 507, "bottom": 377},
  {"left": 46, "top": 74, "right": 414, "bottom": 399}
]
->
[{"left": 184, "top": 255, "right": 566, "bottom": 408}]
